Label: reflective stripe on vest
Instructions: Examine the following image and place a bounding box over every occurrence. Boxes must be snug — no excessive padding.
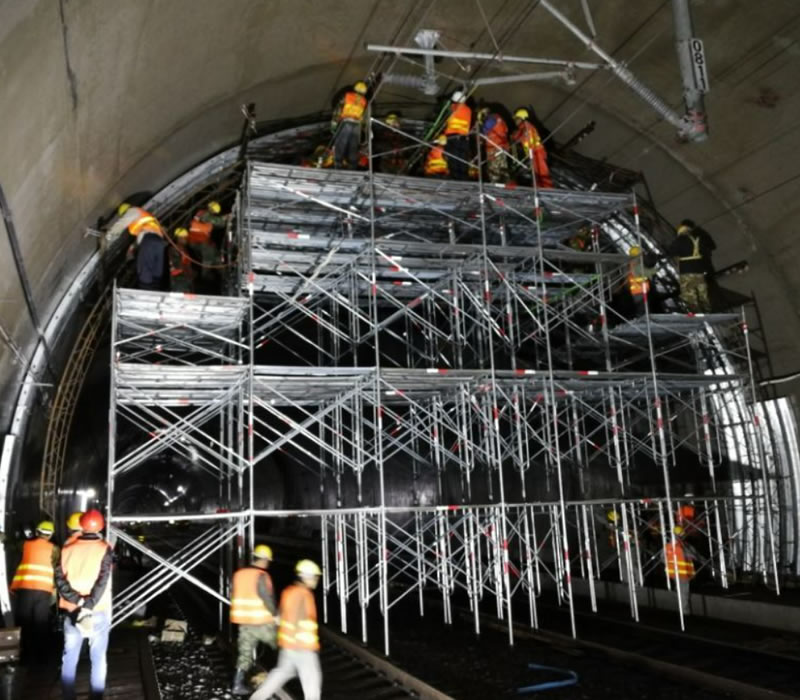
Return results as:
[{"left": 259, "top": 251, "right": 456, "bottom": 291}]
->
[
  {"left": 445, "top": 104, "right": 471, "bottom": 136},
  {"left": 678, "top": 234, "right": 702, "bottom": 261},
  {"left": 514, "top": 121, "right": 541, "bottom": 151},
  {"left": 59, "top": 539, "right": 112, "bottom": 613},
  {"left": 665, "top": 542, "right": 695, "bottom": 581},
  {"left": 628, "top": 267, "right": 649, "bottom": 296},
  {"left": 230, "top": 568, "right": 274, "bottom": 625},
  {"left": 424, "top": 147, "right": 448, "bottom": 175},
  {"left": 340, "top": 92, "right": 367, "bottom": 122},
  {"left": 128, "top": 208, "right": 163, "bottom": 237},
  {"left": 11, "top": 538, "right": 55, "bottom": 593},
  {"left": 277, "top": 584, "right": 319, "bottom": 651}
]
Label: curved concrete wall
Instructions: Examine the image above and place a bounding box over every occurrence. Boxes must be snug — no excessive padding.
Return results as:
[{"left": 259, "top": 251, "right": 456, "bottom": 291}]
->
[{"left": 2, "top": 0, "right": 800, "bottom": 421}]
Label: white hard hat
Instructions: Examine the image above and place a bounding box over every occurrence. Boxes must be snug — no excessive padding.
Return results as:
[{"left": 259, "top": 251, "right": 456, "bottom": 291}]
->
[{"left": 451, "top": 90, "right": 465, "bottom": 103}]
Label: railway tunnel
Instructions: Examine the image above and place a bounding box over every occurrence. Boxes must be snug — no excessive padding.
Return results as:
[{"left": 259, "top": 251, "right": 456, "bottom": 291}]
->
[{"left": 2, "top": 1, "right": 800, "bottom": 698}]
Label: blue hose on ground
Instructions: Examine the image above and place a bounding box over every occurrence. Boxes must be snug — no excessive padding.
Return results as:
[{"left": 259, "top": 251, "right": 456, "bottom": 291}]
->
[{"left": 517, "top": 663, "right": 579, "bottom": 694}]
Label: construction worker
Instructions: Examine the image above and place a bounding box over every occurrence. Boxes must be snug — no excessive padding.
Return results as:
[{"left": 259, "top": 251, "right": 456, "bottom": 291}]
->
[
  {"left": 666, "top": 219, "right": 715, "bottom": 312},
  {"left": 251, "top": 559, "right": 322, "bottom": 700},
  {"left": 477, "top": 107, "right": 510, "bottom": 183},
  {"left": 230, "top": 545, "right": 277, "bottom": 696},
  {"left": 108, "top": 203, "right": 167, "bottom": 290},
  {"left": 56, "top": 509, "right": 114, "bottom": 700},
  {"left": 377, "top": 113, "right": 407, "bottom": 174},
  {"left": 169, "top": 227, "right": 195, "bottom": 293},
  {"left": 627, "top": 246, "right": 651, "bottom": 317},
  {"left": 606, "top": 510, "right": 619, "bottom": 549},
  {"left": 443, "top": 91, "right": 472, "bottom": 180},
  {"left": 189, "top": 201, "right": 228, "bottom": 285},
  {"left": 665, "top": 526, "right": 695, "bottom": 616},
  {"left": 65, "top": 511, "right": 83, "bottom": 547},
  {"left": 511, "top": 108, "right": 553, "bottom": 188},
  {"left": 424, "top": 135, "right": 449, "bottom": 178},
  {"left": 10, "top": 520, "right": 58, "bottom": 663},
  {"left": 333, "top": 81, "right": 368, "bottom": 170}
]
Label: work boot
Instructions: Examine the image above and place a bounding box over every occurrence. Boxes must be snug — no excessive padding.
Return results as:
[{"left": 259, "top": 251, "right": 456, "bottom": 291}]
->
[{"left": 231, "top": 668, "right": 250, "bottom": 696}]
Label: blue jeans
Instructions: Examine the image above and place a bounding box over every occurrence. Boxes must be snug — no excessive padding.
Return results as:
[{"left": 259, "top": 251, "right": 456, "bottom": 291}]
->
[{"left": 61, "top": 610, "right": 110, "bottom": 700}]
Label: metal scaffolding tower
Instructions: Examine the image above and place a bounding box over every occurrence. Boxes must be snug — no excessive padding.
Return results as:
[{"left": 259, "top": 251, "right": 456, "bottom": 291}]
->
[{"left": 107, "top": 118, "right": 781, "bottom": 650}]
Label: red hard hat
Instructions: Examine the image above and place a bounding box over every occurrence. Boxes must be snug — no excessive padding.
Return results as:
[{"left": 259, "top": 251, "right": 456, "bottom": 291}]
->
[{"left": 80, "top": 509, "right": 105, "bottom": 533}]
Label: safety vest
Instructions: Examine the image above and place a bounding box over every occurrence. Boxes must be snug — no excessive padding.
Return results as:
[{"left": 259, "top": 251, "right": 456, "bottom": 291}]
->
[
  {"left": 230, "top": 567, "right": 274, "bottom": 625},
  {"left": 445, "top": 103, "right": 471, "bottom": 136},
  {"left": 65, "top": 532, "right": 81, "bottom": 547},
  {"left": 340, "top": 91, "right": 367, "bottom": 123},
  {"left": 665, "top": 541, "right": 695, "bottom": 581},
  {"left": 424, "top": 146, "right": 449, "bottom": 176},
  {"left": 628, "top": 265, "right": 649, "bottom": 297},
  {"left": 59, "top": 539, "right": 112, "bottom": 613},
  {"left": 277, "top": 584, "right": 319, "bottom": 651},
  {"left": 483, "top": 114, "right": 509, "bottom": 153},
  {"left": 128, "top": 208, "right": 163, "bottom": 237},
  {"left": 676, "top": 504, "right": 696, "bottom": 524},
  {"left": 678, "top": 233, "right": 702, "bottom": 261},
  {"left": 513, "top": 120, "right": 542, "bottom": 152},
  {"left": 11, "top": 538, "right": 55, "bottom": 594},
  {"left": 189, "top": 210, "right": 214, "bottom": 244}
]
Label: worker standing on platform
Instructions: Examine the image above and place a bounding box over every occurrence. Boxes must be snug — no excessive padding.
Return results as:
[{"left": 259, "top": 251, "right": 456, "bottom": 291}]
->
[
  {"left": 333, "top": 81, "right": 368, "bottom": 170},
  {"left": 377, "top": 113, "right": 408, "bottom": 174},
  {"left": 56, "top": 509, "right": 114, "bottom": 700},
  {"left": 477, "top": 107, "right": 510, "bottom": 183},
  {"left": 511, "top": 108, "right": 553, "bottom": 188},
  {"left": 189, "top": 201, "right": 228, "bottom": 287},
  {"left": 666, "top": 219, "right": 715, "bottom": 312},
  {"left": 627, "top": 246, "right": 651, "bottom": 317},
  {"left": 443, "top": 91, "right": 472, "bottom": 181},
  {"left": 108, "top": 203, "right": 167, "bottom": 290},
  {"left": 250, "top": 559, "right": 322, "bottom": 700},
  {"left": 169, "top": 227, "right": 195, "bottom": 293},
  {"left": 230, "top": 545, "right": 277, "bottom": 696},
  {"left": 424, "top": 135, "right": 449, "bottom": 178},
  {"left": 65, "top": 512, "right": 83, "bottom": 547},
  {"left": 10, "top": 520, "right": 58, "bottom": 664},
  {"left": 665, "top": 526, "right": 695, "bottom": 616}
]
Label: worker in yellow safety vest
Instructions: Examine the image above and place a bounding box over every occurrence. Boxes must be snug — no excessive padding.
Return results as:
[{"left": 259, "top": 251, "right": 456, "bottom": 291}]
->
[
  {"left": 230, "top": 544, "right": 277, "bottom": 696},
  {"left": 666, "top": 219, "right": 716, "bottom": 312},
  {"left": 56, "top": 509, "right": 114, "bottom": 700},
  {"left": 10, "top": 520, "right": 58, "bottom": 663},
  {"left": 333, "top": 81, "right": 368, "bottom": 169},
  {"left": 251, "top": 559, "right": 322, "bottom": 700}
]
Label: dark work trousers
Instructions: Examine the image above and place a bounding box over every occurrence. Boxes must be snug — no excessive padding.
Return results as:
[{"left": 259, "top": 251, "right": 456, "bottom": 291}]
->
[
  {"left": 334, "top": 121, "right": 361, "bottom": 169},
  {"left": 445, "top": 136, "right": 470, "bottom": 180},
  {"left": 13, "top": 589, "right": 52, "bottom": 664}
]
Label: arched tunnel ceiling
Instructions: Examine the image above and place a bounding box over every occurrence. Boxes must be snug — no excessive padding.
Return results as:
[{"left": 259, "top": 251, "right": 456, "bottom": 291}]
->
[{"left": 1, "top": 0, "right": 800, "bottom": 403}]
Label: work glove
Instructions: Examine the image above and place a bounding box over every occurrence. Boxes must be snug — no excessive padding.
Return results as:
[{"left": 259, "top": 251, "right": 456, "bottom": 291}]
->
[{"left": 75, "top": 608, "right": 94, "bottom": 637}]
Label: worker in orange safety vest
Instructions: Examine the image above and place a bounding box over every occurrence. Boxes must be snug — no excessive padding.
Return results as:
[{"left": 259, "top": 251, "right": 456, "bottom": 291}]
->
[
  {"left": 511, "top": 108, "right": 553, "bottom": 188},
  {"left": 251, "top": 559, "right": 322, "bottom": 700},
  {"left": 108, "top": 203, "right": 167, "bottom": 290},
  {"left": 56, "top": 509, "right": 114, "bottom": 700},
  {"left": 188, "top": 200, "right": 228, "bottom": 287},
  {"left": 444, "top": 90, "right": 472, "bottom": 180},
  {"left": 424, "top": 134, "right": 449, "bottom": 177},
  {"left": 333, "top": 81, "right": 368, "bottom": 170},
  {"left": 230, "top": 544, "right": 277, "bottom": 696},
  {"left": 627, "top": 246, "right": 651, "bottom": 317},
  {"left": 477, "top": 107, "right": 510, "bottom": 183},
  {"left": 10, "top": 520, "right": 58, "bottom": 663},
  {"left": 665, "top": 526, "right": 695, "bottom": 616}
]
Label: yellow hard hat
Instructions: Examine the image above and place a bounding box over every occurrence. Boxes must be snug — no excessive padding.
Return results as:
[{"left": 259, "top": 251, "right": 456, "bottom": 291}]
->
[
  {"left": 385, "top": 113, "right": 400, "bottom": 126},
  {"left": 36, "top": 520, "right": 55, "bottom": 535},
  {"left": 174, "top": 227, "right": 188, "bottom": 238},
  {"left": 296, "top": 559, "right": 322, "bottom": 577},
  {"left": 606, "top": 510, "right": 617, "bottom": 522},
  {"left": 253, "top": 544, "right": 273, "bottom": 561},
  {"left": 677, "top": 225, "right": 691, "bottom": 235},
  {"left": 66, "top": 512, "right": 83, "bottom": 531},
  {"left": 435, "top": 134, "right": 448, "bottom": 145},
  {"left": 514, "top": 108, "right": 529, "bottom": 121},
  {"left": 118, "top": 203, "right": 131, "bottom": 217},
  {"left": 208, "top": 201, "right": 222, "bottom": 214},
  {"left": 354, "top": 81, "right": 368, "bottom": 95},
  {"left": 629, "top": 246, "right": 641, "bottom": 256},
  {"left": 673, "top": 525, "right": 684, "bottom": 536}
]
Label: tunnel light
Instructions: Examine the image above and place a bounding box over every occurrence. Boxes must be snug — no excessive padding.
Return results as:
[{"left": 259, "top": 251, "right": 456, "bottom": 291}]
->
[{"left": 76, "top": 487, "right": 97, "bottom": 511}]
